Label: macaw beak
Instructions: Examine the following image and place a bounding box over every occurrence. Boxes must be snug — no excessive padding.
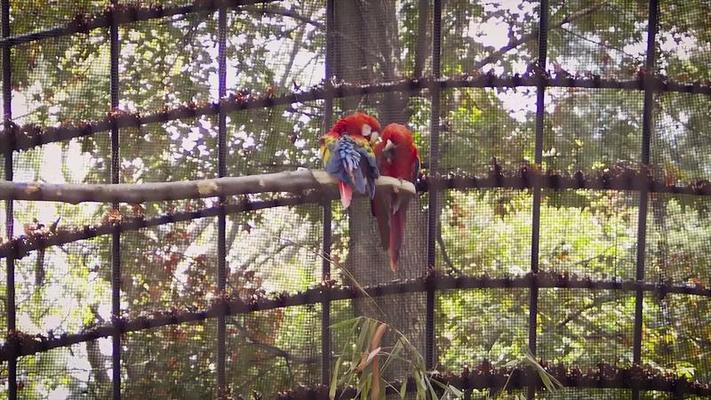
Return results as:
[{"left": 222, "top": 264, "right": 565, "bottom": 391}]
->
[
  {"left": 383, "top": 139, "right": 395, "bottom": 163},
  {"left": 369, "top": 131, "right": 380, "bottom": 145}
]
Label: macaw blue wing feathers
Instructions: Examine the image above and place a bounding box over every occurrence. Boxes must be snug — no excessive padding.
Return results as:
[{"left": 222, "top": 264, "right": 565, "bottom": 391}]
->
[{"left": 324, "top": 136, "right": 379, "bottom": 206}]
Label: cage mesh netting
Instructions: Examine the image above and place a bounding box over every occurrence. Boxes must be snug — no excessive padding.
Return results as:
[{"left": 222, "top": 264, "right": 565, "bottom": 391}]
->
[{"left": 0, "top": 0, "right": 710, "bottom": 399}]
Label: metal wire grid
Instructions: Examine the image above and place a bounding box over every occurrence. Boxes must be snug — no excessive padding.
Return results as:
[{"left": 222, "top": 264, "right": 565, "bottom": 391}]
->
[{"left": 0, "top": 0, "right": 708, "bottom": 399}]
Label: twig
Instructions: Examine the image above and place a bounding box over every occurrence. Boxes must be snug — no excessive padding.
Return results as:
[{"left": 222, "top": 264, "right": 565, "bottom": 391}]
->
[{"left": 436, "top": 223, "right": 458, "bottom": 274}]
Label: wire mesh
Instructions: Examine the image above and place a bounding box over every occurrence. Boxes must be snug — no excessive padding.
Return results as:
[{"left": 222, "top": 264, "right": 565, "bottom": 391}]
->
[
  {"left": 8, "top": 1, "right": 110, "bottom": 36},
  {"left": 15, "top": 234, "right": 111, "bottom": 335},
  {"left": 539, "top": 189, "right": 639, "bottom": 280},
  {"left": 538, "top": 288, "right": 634, "bottom": 367},
  {"left": 118, "top": 0, "right": 194, "bottom": 6},
  {"left": 655, "top": 0, "right": 710, "bottom": 83},
  {"left": 225, "top": 102, "right": 324, "bottom": 176},
  {"left": 436, "top": 288, "right": 529, "bottom": 370},
  {"left": 543, "top": 88, "right": 644, "bottom": 172},
  {"left": 120, "top": 13, "right": 218, "bottom": 112},
  {"left": 440, "top": 189, "right": 532, "bottom": 277},
  {"left": 122, "top": 218, "right": 217, "bottom": 315},
  {"left": 119, "top": 118, "right": 219, "bottom": 185},
  {"left": 230, "top": 1, "right": 326, "bottom": 92},
  {"left": 226, "top": 204, "right": 322, "bottom": 294},
  {"left": 652, "top": 92, "right": 711, "bottom": 184},
  {"left": 15, "top": 340, "right": 113, "bottom": 399},
  {"left": 543, "top": 388, "right": 634, "bottom": 399},
  {"left": 226, "top": 304, "right": 321, "bottom": 397},
  {"left": 547, "top": 0, "right": 648, "bottom": 80},
  {"left": 122, "top": 321, "right": 216, "bottom": 399},
  {"left": 646, "top": 193, "right": 711, "bottom": 286},
  {"left": 441, "top": 87, "right": 536, "bottom": 174},
  {"left": 644, "top": 294, "right": 711, "bottom": 386},
  {"left": 0, "top": 0, "right": 709, "bottom": 398},
  {"left": 440, "top": 0, "right": 539, "bottom": 76},
  {"left": 12, "top": 31, "right": 111, "bottom": 127}
]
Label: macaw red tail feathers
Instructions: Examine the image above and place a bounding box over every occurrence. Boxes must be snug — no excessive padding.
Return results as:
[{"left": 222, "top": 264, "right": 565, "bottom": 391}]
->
[
  {"left": 338, "top": 181, "right": 353, "bottom": 209},
  {"left": 388, "top": 207, "right": 407, "bottom": 273},
  {"left": 371, "top": 191, "right": 391, "bottom": 250}
]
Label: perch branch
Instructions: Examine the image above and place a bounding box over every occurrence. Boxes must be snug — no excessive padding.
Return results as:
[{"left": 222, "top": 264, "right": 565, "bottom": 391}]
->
[
  {"left": 1, "top": 272, "right": 708, "bottom": 361},
  {"left": 3, "top": 165, "right": 711, "bottom": 260},
  {"left": 0, "top": 169, "right": 416, "bottom": 204}
]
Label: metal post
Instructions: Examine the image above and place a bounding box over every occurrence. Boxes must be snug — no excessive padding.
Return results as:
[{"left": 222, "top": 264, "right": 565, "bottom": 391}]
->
[
  {"left": 1, "top": 0, "right": 15, "bottom": 398},
  {"left": 528, "top": 0, "right": 549, "bottom": 398},
  {"left": 217, "top": 6, "right": 228, "bottom": 397},
  {"left": 425, "top": 0, "right": 442, "bottom": 371},
  {"left": 321, "top": 0, "right": 335, "bottom": 385},
  {"left": 109, "top": 1, "right": 121, "bottom": 398},
  {"left": 632, "top": 0, "right": 658, "bottom": 398}
]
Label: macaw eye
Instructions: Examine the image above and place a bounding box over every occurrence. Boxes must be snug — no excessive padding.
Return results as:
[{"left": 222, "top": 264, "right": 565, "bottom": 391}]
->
[{"left": 361, "top": 124, "right": 372, "bottom": 137}]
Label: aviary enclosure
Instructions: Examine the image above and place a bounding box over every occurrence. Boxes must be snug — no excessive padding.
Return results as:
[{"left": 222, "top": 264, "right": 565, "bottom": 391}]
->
[{"left": 0, "top": 0, "right": 709, "bottom": 398}]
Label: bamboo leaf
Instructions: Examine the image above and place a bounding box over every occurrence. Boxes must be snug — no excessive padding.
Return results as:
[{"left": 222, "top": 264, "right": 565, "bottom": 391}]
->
[
  {"left": 425, "top": 375, "right": 439, "bottom": 400},
  {"left": 400, "top": 379, "right": 408, "bottom": 400},
  {"left": 380, "top": 339, "right": 403, "bottom": 371},
  {"left": 330, "top": 317, "right": 360, "bottom": 330},
  {"left": 330, "top": 355, "right": 342, "bottom": 400}
]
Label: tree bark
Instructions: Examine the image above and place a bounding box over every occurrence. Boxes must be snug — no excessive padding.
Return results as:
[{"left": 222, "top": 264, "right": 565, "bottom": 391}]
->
[
  {"left": 0, "top": 170, "right": 414, "bottom": 204},
  {"left": 333, "top": 0, "right": 428, "bottom": 380}
]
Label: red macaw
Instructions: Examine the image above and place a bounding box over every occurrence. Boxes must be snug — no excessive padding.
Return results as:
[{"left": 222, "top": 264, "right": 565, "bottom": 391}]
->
[
  {"left": 372, "top": 123, "right": 420, "bottom": 272},
  {"left": 320, "top": 112, "right": 381, "bottom": 209}
]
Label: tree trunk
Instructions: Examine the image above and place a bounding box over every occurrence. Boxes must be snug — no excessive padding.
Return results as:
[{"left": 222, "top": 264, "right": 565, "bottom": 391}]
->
[
  {"left": 333, "top": 0, "right": 429, "bottom": 380},
  {"left": 86, "top": 306, "right": 111, "bottom": 396}
]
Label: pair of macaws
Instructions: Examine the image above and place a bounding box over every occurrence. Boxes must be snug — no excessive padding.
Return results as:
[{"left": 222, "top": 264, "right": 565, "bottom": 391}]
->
[{"left": 319, "top": 112, "right": 420, "bottom": 273}]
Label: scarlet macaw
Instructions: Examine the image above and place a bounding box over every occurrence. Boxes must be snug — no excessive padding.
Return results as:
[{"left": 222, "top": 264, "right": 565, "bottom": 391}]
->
[
  {"left": 320, "top": 112, "right": 381, "bottom": 209},
  {"left": 372, "top": 123, "right": 421, "bottom": 272}
]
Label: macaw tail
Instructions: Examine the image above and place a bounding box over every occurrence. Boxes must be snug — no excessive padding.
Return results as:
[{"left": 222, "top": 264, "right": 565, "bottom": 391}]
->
[
  {"left": 388, "top": 206, "right": 407, "bottom": 272},
  {"left": 338, "top": 181, "right": 353, "bottom": 209},
  {"left": 371, "top": 191, "right": 391, "bottom": 250}
]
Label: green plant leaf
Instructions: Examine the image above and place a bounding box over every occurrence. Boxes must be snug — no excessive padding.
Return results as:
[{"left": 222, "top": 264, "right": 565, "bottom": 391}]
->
[
  {"left": 400, "top": 379, "right": 408, "bottom": 400},
  {"left": 330, "top": 355, "right": 342, "bottom": 400}
]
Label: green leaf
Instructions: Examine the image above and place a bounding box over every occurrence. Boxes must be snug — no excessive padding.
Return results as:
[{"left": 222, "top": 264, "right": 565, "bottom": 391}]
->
[
  {"left": 330, "top": 355, "right": 342, "bottom": 400},
  {"left": 400, "top": 379, "right": 408, "bottom": 400}
]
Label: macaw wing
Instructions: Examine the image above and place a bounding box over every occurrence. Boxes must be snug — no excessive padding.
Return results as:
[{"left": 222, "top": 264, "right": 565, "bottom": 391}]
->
[
  {"left": 411, "top": 154, "right": 421, "bottom": 183},
  {"left": 388, "top": 153, "right": 419, "bottom": 215},
  {"left": 339, "top": 136, "right": 377, "bottom": 197},
  {"left": 319, "top": 133, "right": 338, "bottom": 169},
  {"left": 371, "top": 189, "right": 391, "bottom": 250},
  {"left": 360, "top": 147, "right": 380, "bottom": 199},
  {"left": 324, "top": 143, "right": 353, "bottom": 185}
]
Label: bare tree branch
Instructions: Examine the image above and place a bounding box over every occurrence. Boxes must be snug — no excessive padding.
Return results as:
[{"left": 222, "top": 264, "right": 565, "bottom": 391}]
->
[
  {"left": 232, "top": 321, "right": 316, "bottom": 364},
  {"left": 0, "top": 170, "right": 416, "bottom": 204},
  {"left": 241, "top": 5, "right": 325, "bottom": 29},
  {"left": 436, "top": 223, "right": 458, "bottom": 274},
  {"left": 472, "top": 1, "right": 609, "bottom": 71}
]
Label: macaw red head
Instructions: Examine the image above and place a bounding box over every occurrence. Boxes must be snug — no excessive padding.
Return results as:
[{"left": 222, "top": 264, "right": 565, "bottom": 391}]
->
[
  {"left": 377, "top": 123, "right": 417, "bottom": 164},
  {"left": 331, "top": 112, "right": 381, "bottom": 141}
]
